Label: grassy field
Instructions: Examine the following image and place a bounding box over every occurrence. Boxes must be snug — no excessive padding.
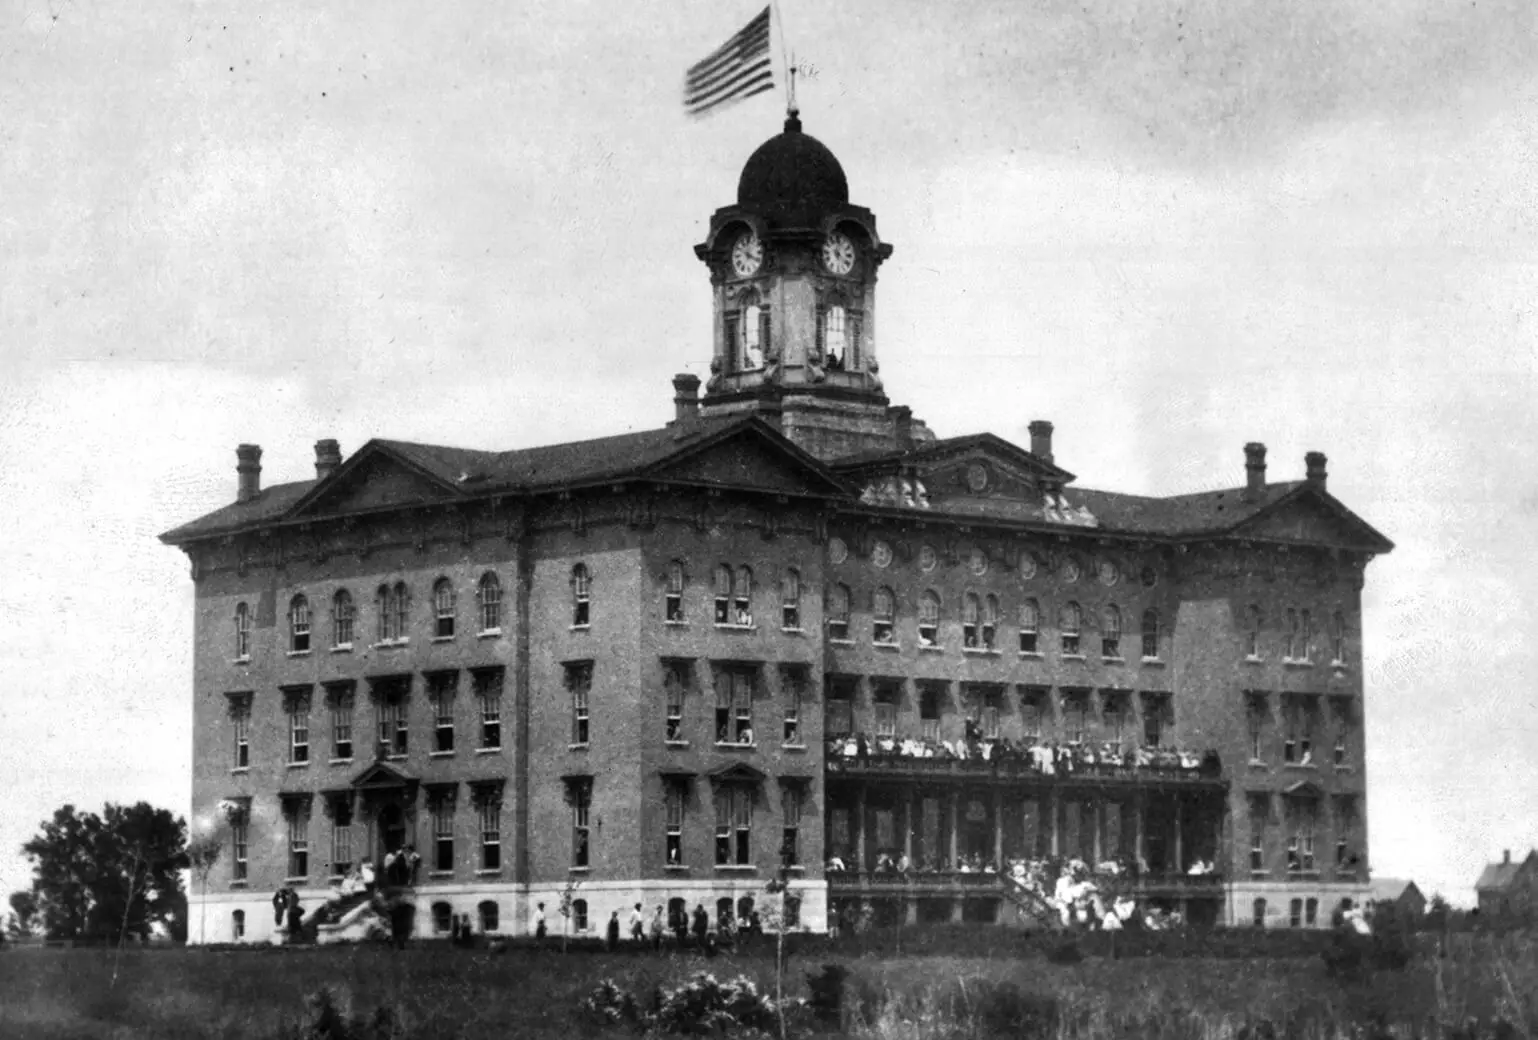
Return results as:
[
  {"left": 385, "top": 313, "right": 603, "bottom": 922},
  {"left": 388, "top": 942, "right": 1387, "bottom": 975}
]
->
[{"left": 0, "top": 930, "right": 1534, "bottom": 1039}]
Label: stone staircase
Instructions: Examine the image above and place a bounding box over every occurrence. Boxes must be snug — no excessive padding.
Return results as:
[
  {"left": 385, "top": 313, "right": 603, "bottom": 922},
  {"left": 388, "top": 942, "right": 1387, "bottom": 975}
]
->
[
  {"left": 998, "top": 873, "right": 1065, "bottom": 930},
  {"left": 312, "top": 889, "right": 407, "bottom": 945}
]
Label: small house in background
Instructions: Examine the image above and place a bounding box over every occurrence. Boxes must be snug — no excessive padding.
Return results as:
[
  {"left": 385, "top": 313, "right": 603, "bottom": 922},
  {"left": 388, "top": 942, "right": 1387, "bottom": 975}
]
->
[
  {"left": 1368, "top": 877, "right": 1426, "bottom": 918},
  {"left": 1475, "top": 849, "right": 1538, "bottom": 920}
]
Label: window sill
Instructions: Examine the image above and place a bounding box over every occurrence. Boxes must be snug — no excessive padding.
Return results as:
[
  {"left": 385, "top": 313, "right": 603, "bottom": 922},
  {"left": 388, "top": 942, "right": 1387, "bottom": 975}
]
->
[
  {"left": 475, "top": 870, "right": 502, "bottom": 878},
  {"left": 715, "top": 742, "right": 757, "bottom": 750},
  {"left": 714, "top": 865, "right": 758, "bottom": 873},
  {"left": 1334, "top": 764, "right": 1354, "bottom": 772},
  {"left": 331, "top": 645, "right": 353, "bottom": 654},
  {"left": 373, "top": 640, "right": 409, "bottom": 650},
  {"left": 428, "top": 871, "right": 453, "bottom": 880},
  {"left": 284, "top": 877, "right": 310, "bottom": 884},
  {"left": 230, "top": 767, "right": 250, "bottom": 775},
  {"left": 1102, "top": 656, "right": 1125, "bottom": 665},
  {"left": 664, "top": 620, "right": 688, "bottom": 627},
  {"left": 287, "top": 761, "right": 310, "bottom": 769},
  {"left": 1061, "top": 653, "right": 1086, "bottom": 662},
  {"left": 1140, "top": 657, "right": 1165, "bottom": 667},
  {"left": 1288, "top": 870, "right": 1322, "bottom": 880},
  {"left": 714, "top": 624, "right": 758, "bottom": 632},
  {"left": 478, "top": 628, "right": 503, "bottom": 639},
  {"left": 477, "top": 747, "right": 502, "bottom": 755},
  {"left": 230, "top": 880, "right": 250, "bottom": 889},
  {"left": 665, "top": 739, "right": 690, "bottom": 749},
  {"left": 781, "top": 626, "right": 804, "bottom": 635},
  {"left": 665, "top": 865, "right": 692, "bottom": 873},
  {"left": 962, "top": 647, "right": 999, "bottom": 656},
  {"left": 1283, "top": 762, "right": 1318, "bottom": 770},
  {"left": 1249, "top": 871, "right": 1270, "bottom": 879},
  {"left": 1283, "top": 659, "right": 1313, "bottom": 669},
  {"left": 1244, "top": 655, "right": 1264, "bottom": 665},
  {"left": 387, "top": 754, "right": 409, "bottom": 763},
  {"left": 1248, "top": 758, "right": 1268, "bottom": 769},
  {"left": 1018, "top": 650, "right": 1042, "bottom": 659},
  {"left": 568, "top": 867, "right": 590, "bottom": 874},
  {"left": 287, "top": 650, "right": 312, "bottom": 658},
  {"left": 431, "top": 636, "right": 455, "bottom": 644},
  {"left": 570, "top": 624, "right": 591, "bottom": 632},
  {"left": 329, "top": 758, "right": 354, "bottom": 766},
  {"left": 873, "top": 641, "right": 901, "bottom": 651},
  {"left": 1330, "top": 661, "right": 1348, "bottom": 671},
  {"left": 782, "top": 743, "right": 806, "bottom": 752},
  {"left": 827, "top": 638, "right": 854, "bottom": 647},
  {"left": 233, "top": 656, "right": 251, "bottom": 665},
  {"left": 569, "top": 743, "right": 590, "bottom": 751},
  {"left": 430, "top": 750, "right": 455, "bottom": 759}
]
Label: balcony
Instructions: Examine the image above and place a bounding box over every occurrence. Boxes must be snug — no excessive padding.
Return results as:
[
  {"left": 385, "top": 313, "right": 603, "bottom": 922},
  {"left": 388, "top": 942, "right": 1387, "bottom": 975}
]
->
[
  {"left": 824, "top": 737, "right": 1225, "bottom": 788},
  {"left": 826, "top": 866, "right": 1225, "bottom": 898}
]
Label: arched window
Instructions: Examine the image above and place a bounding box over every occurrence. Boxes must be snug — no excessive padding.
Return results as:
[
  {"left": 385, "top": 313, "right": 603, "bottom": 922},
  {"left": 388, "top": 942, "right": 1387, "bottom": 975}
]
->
[
  {"left": 781, "top": 568, "right": 800, "bottom": 629},
  {"left": 1019, "top": 599, "right": 1040, "bottom": 654},
  {"left": 289, "top": 595, "right": 311, "bottom": 653},
  {"left": 1141, "top": 608, "right": 1160, "bottom": 659},
  {"left": 666, "top": 561, "right": 685, "bottom": 623},
  {"left": 478, "top": 900, "right": 499, "bottom": 933},
  {"left": 332, "top": 589, "right": 355, "bottom": 648},
  {"left": 1102, "top": 605, "right": 1122, "bottom": 659},
  {"left": 234, "top": 602, "right": 251, "bottom": 659},
  {"left": 872, "top": 587, "right": 896, "bottom": 644},
  {"left": 431, "top": 902, "right": 453, "bottom": 934},
  {"left": 667, "top": 896, "right": 687, "bottom": 932},
  {"left": 571, "top": 564, "right": 591, "bottom": 627},
  {"left": 1252, "top": 898, "right": 1267, "bottom": 929},
  {"left": 918, "top": 591, "right": 941, "bottom": 647},
  {"left": 433, "top": 578, "right": 456, "bottom": 639},
  {"left": 1285, "top": 608, "right": 1299, "bottom": 660},
  {"left": 231, "top": 908, "right": 245, "bottom": 940},
  {"left": 572, "top": 899, "right": 588, "bottom": 932},
  {"left": 734, "top": 566, "right": 753, "bottom": 626},
  {"left": 822, "top": 305, "right": 847, "bottom": 369},
  {"left": 1332, "top": 611, "right": 1346, "bottom": 664},
  {"left": 714, "top": 565, "right": 734, "bottom": 624},
  {"left": 477, "top": 572, "right": 502, "bottom": 633},
  {"left": 1246, "top": 605, "right": 1262, "bottom": 659},
  {"left": 962, "top": 593, "right": 981, "bottom": 648},
  {"left": 736, "top": 895, "right": 755, "bottom": 922},
  {"left": 827, "top": 584, "right": 851, "bottom": 641},
  {"left": 1060, "top": 602, "right": 1082, "bottom": 656},
  {"left": 741, "top": 303, "right": 767, "bottom": 372},
  {"left": 983, "top": 595, "right": 999, "bottom": 650},
  {"left": 716, "top": 897, "right": 735, "bottom": 928}
]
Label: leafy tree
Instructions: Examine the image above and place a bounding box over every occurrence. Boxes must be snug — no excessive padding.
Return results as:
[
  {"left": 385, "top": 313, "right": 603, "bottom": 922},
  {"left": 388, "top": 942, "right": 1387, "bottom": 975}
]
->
[
  {"left": 20, "top": 802, "right": 190, "bottom": 941},
  {"left": 8, "top": 890, "right": 38, "bottom": 937}
]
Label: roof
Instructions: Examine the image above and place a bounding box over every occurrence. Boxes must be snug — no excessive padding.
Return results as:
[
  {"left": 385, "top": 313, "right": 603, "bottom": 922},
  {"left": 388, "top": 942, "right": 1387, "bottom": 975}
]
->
[
  {"left": 737, "top": 114, "right": 848, "bottom": 229},
  {"left": 1476, "top": 851, "right": 1536, "bottom": 891},
  {"left": 159, "top": 477, "right": 318, "bottom": 544},
  {"left": 1368, "top": 878, "right": 1420, "bottom": 903},
  {"left": 1066, "top": 483, "right": 1302, "bottom": 535}
]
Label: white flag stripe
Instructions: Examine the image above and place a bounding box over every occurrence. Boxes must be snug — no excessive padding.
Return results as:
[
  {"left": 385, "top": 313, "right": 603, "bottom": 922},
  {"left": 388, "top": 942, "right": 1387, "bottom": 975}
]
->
[
  {"left": 682, "top": 6, "right": 774, "bottom": 118},
  {"left": 685, "top": 9, "right": 770, "bottom": 78},
  {"left": 685, "top": 58, "right": 773, "bottom": 110},
  {"left": 686, "top": 71, "right": 773, "bottom": 117}
]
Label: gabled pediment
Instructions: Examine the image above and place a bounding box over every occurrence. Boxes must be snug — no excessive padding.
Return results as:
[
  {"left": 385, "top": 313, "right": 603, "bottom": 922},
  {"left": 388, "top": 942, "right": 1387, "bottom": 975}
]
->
[
  {"left": 1232, "top": 488, "right": 1393, "bottom": 553},
  {"left": 708, "top": 762, "right": 768, "bottom": 784},
  {"left": 349, "top": 760, "right": 416, "bottom": 790},
  {"left": 1283, "top": 779, "right": 1325, "bottom": 798},
  {"left": 287, "top": 441, "right": 467, "bottom": 520},
  {"left": 644, "top": 421, "right": 850, "bottom": 497}
]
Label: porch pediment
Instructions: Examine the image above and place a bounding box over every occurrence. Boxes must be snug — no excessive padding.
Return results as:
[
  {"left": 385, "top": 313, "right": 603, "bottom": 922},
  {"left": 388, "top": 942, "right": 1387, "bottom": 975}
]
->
[
  {"left": 349, "top": 760, "right": 416, "bottom": 790},
  {"left": 1283, "top": 779, "right": 1325, "bottom": 798},
  {"left": 708, "top": 762, "right": 767, "bottom": 784}
]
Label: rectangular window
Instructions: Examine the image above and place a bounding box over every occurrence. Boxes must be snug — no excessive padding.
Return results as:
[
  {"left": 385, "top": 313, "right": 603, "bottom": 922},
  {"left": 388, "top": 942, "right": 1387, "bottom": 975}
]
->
[
  {"left": 1249, "top": 795, "right": 1268, "bottom": 873},
  {"left": 982, "top": 597, "right": 997, "bottom": 650},
  {"left": 665, "top": 563, "right": 684, "bottom": 623},
  {"left": 1287, "top": 799, "right": 1317, "bottom": 873},
  {"left": 1252, "top": 898, "right": 1266, "bottom": 929},
  {"left": 1290, "top": 898, "right": 1303, "bottom": 928},
  {"left": 1284, "top": 697, "right": 1315, "bottom": 765},
  {"left": 665, "top": 781, "right": 685, "bottom": 866},
  {"left": 475, "top": 669, "right": 503, "bottom": 750},
  {"left": 567, "top": 661, "right": 592, "bottom": 746},
  {"left": 291, "top": 600, "right": 311, "bottom": 653},
  {"left": 430, "top": 674, "right": 456, "bottom": 753},
  {"left": 289, "top": 707, "right": 309, "bottom": 764},
  {"left": 920, "top": 685, "right": 942, "bottom": 741},
  {"left": 572, "top": 782, "right": 591, "bottom": 868},
  {"left": 331, "top": 693, "right": 354, "bottom": 761},
  {"left": 782, "top": 569, "right": 801, "bottom": 629},
  {"left": 287, "top": 807, "right": 309, "bottom": 879},
  {"left": 874, "top": 685, "right": 898, "bottom": 737},
  {"left": 782, "top": 668, "right": 803, "bottom": 744},
  {"left": 1064, "top": 695, "right": 1088, "bottom": 744},
  {"left": 969, "top": 687, "right": 1001, "bottom": 739},
  {"left": 1102, "top": 699, "right": 1126, "bottom": 750},
  {"left": 781, "top": 784, "right": 802, "bottom": 867},
  {"left": 827, "top": 585, "right": 850, "bottom": 641},
  {"left": 479, "top": 576, "right": 502, "bottom": 632},
  {"left": 715, "top": 786, "right": 751, "bottom": 866},
  {"left": 1305, "top": 898, "right": 1318, "bottom": 927},
  {"left": 825, "top": 678, "right": 854, "bottom": 738},
  {"left": 1331, "top": 697, "right": 1352, "bottom": 767},
  {"left": 1020, "top": 693, "right": 1043, "bottom": 742},
  {"left": 433, "top": 800, "right": 454, "bottom": 872},
  {"left": 1247, "top": 694, "right": 1267, "bottom": 763},
  {"left": 233, "top": 708, "right": 251, "bottom": 770},
  {"left": 334, "top": 596, "right": 355, "bottom": 648},
  {"left": 714, "top": 666, "right": 755, "bottom": 745},
  {"left": 665, "top": 661, "right": 688, "bottom": 743},
  {"left": 331, "top": 805, "right": 352, "bottom": 878},
  {"left": 1141, "top": 694, "right": 1169, "bottom": 748},
  {"left": 232, "top": 820, "right": 248, "bottom": 882},
  {"left": 480, "top": 799, "right": 501, "bottom": 871},
  {"left": 378, "top": 697, "right": 408, "bottom": 757},
  {"left": 1335, "top": 796, "right": 1357, "bottom": 874}
]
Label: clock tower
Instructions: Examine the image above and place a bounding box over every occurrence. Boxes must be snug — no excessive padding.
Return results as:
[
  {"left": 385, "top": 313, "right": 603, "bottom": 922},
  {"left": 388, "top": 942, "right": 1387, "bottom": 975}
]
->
[{"left": 694, "top": 112, "right": 930, "bottom": 461}]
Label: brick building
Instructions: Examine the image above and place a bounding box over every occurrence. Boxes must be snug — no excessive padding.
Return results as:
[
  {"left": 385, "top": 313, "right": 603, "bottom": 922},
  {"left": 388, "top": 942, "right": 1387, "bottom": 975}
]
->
[{"left": 161, "top": 113, "right": 1392, "bottom": 943}]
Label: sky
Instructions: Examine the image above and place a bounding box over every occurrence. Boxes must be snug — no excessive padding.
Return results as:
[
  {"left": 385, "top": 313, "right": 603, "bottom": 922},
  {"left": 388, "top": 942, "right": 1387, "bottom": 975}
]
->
[{"left": 1, "top": 0, "right": 1535, "bottom": 907}]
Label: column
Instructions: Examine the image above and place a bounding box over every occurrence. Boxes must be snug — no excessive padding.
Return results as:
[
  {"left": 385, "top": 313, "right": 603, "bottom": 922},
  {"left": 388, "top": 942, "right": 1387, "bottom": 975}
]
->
[
  {"left": 1048, "top": 788, "right": 1060, "bottom": 857},
  {"left": 993, "top": 789, "right": 1004, "bottom": 866},
  {"left": 1174, "top": 796, "right": 1184, "bottom": 874},
  {"left": 1091, "top": 800, "right": 1103, "bottom": 865},
  {"left": 904, "top": 791, "right": 915, "bottom": 862},
  {"left": 941, "top": 793, "right": 953, "bottom": 867},
  {"left": 1134, "top": 791, "right": 1147, "bottom": 874},
  {"left": 855, "top": 784, "right": 868, "bottom": 872}
]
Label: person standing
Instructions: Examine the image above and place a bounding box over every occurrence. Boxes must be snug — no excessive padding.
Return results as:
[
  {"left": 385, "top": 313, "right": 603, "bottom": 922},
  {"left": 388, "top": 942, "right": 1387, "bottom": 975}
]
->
[
  {"left": 272, "top": 887, "right": 288, "bottom": 926},
  {"left": 650, "top": 905, "right": 665, "bottom": 951},
  {"left": 629, "top": 903, "right": 645, "bottom": 943},
  {"left": 406, "top": 845, "right": 422, "bottom": 886},
  {"left": 606, "top": 910, "right": 621, "bottom": 951},
  {"left": 691, "top": 903, "right": 709, "bottom": 946},
  {"left": 533, "top": 901, "right": 547, "bottom": 940}
]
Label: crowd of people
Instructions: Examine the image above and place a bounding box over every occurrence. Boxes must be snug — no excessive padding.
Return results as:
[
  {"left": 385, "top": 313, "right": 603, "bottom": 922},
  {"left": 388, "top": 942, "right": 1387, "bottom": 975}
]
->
[{"left": 826, "top": 728, "right": 1219, "bottom": 777}]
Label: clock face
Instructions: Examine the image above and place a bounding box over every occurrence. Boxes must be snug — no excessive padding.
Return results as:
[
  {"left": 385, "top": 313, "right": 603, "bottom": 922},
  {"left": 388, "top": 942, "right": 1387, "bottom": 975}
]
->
[
  {"left": 871, "top": 540, "right": 893, "bottom": 569},
  {"left": 731, "top": 232, "right": 762, "bottom": 277},
  {"left": 821, "top": 232, "right": 856, "bottom": 275}
]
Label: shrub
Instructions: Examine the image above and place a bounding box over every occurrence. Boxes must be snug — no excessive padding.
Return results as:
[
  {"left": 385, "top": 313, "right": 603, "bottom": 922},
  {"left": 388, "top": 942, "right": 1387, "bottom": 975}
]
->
[
  {"left": 969, "top": 980, "right": 1059, "bottom": 1038},
  {"left": 804, "top": 963, "right": 848, "bottom": 1024},
  {"left": 1045, "top": 938, "right": 1082, "bottom": 964},
  {"left": 279, "top": 988, "right": 405, "bottom": 1040},
  {"left": 582, "top": 972, "right": 780, "bottom": 1035}
]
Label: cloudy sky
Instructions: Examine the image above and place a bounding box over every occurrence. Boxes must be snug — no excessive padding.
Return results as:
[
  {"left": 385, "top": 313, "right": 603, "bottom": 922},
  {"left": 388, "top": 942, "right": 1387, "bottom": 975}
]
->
[{"left": 2, "top": 0, "right": 1535, "bottom": 906}]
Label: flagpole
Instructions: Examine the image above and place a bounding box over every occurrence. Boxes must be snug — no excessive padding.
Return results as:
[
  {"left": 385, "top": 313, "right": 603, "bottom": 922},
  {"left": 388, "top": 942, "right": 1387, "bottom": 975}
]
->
[{"left": 769, "top": 0, "right": 795, "bottom": 117}]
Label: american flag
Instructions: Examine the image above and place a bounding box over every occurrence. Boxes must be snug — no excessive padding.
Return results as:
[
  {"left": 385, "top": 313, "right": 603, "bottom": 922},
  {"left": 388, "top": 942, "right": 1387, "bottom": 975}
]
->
[{"left": 684, "top": 7, "right": 774, "bottom": 118}]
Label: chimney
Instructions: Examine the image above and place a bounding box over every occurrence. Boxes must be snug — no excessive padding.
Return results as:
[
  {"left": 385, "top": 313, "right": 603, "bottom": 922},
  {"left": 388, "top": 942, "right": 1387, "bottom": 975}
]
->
[
  {"left": 1243, "top": 442, "right": 1267, "bottom": 501},
  {"left": 1505, "top": 849, "right": 1512, "bottom": 865},
  {"left": 672, "top": 373, "right": 701, "bottom": 426},
  {"left": 891, "top": 406, "right": 914, "bottom": 449},
  {"left": 1305, "top": 451, "right": 1328, "bottom": 492},
  {"left": 314, "top": 439, "right": 342, "bottom": 480},
  {"left": 236, "top": 444, "right": 262, "bottom": 503},
  {"left": 1028, "top": 420, "right": 1054, "bottom": 464}
]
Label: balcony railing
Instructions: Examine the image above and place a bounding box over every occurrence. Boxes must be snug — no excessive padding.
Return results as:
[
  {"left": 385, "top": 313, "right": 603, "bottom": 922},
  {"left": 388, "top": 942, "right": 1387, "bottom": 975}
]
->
[
  {"left": 826, "top": 867, "right": 1225, "bottom": 896},
  {"left": 824, "top": 737, "right": 1223, "bottom": 785}
]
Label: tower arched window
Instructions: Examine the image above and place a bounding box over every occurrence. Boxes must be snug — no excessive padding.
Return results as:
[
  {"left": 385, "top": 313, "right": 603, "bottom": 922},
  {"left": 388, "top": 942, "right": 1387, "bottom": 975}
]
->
[
  {"left": 827, "top": 584, "right": 851, "bottom": 641},
  {"left": 289, "top": 595, "right": 311, "bottom": 653},
  {"left": 1246, "top": 605, "right": 1262, "bottom": 659},
  {"left": 962, "top": 593, "right": 981, "bottom": 649},
  {"left": 1060, "top": 602, "right": 1082, "bottom": 656},
  {"left": 666, "top": 561, "right": 686, "bottom": 623},
  {"left": 571, "top": 565, "right": 591, "bottom": 627},
  {"left": 433, "top": 578, "right": 456, "bottom": 639},
  {"left": 873, "top": 587, "right": 896, "bottom": 644},
  {"left": 1019, "top": 599, "right": 1040, "bottom": 654},
  {"left": 740, "top": 303, "right": 767, "bottom": 372},
  {"left": 477, "top": 573, "right": 502, "bottom": 633},
  {"left": 234, "top": 602, "right": 251, "bottom": 660},
  {"left": 332, "top": 589, "right": 355, "bottom": 648},
  {"left": 1141, "top": 608, "right": 1161, "bottom": 660},
  {"left": 918, "top": 590, "right": 941, "bottom": 647},
  {"left": 781, "top": 568, "right": 800, "bottom": 629},
  {"left": 1102, "top": 605, "right": 1122, "bottom": 659},
  {"left": 377, "top": 582, "right": 408, "bottom": 643},
  {"left": 821, "top": 305, "right": 847, "bottom": 369},
  {"left": 734, "top": 566, "right": 753, "bottom": 626}
]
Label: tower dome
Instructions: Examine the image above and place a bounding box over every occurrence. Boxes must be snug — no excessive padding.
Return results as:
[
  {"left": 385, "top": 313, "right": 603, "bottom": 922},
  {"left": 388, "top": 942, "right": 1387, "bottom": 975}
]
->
[{"left": 735, "top": 114, "right": 849, "bottom": 228}]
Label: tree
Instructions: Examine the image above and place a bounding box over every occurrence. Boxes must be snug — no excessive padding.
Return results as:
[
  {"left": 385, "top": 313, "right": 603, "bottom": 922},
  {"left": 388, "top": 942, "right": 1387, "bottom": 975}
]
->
[
  {"left": 8, "top": 891, "right": 38, "bottom": 938},
  {"left": 20, "top": 802, "right": 190, "bottom": 942},
  {"left": 185, "top": 835, "right": 223, "bottom": 944}
]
